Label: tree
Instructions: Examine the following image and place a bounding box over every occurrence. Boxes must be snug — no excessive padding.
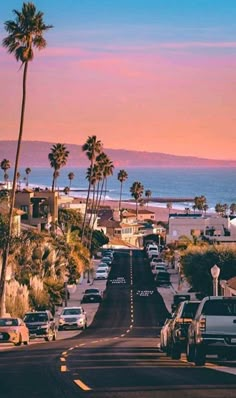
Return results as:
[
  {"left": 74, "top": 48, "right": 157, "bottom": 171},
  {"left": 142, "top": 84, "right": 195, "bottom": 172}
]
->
[
  {"left": 48, "top": 143, "right": 69, "bottom": 191},
  {"left": 130, "top": 181, "right": 144, "bottom": 219},
  {"left": 25, "top": 167, "right": 31, "bottom": 187},
  {"left": 68, "top": 172, "right": 75, "bottom": 191},
  {"left": 81, "top": 136, "right": 103, "bottom": 241},
  {"left": 16, "top": 171, "right": 21, "bottom": 190},
  {"left": 230, "top": 203, "right": 236, "bottom": 215},
  {"left": 166, "top": 202, "right": 172, "bottom": 216},
  {"left": 0, "top": 2, "right": 52, "bottom": 316},
  {"left": 145, "top": 189, "right": 152, "bottom": 207},
  {"left": 1, "top": 159, "right": 11, "bottom": 184},
  {"left": 117, "top": 169, "right": 128, "bottom": 213},
  {"left": 193, "top": 195, "right": 207, "bottom": 213},
  {"left": 215, "top": 203, "right": 228, "bottom": 217}
]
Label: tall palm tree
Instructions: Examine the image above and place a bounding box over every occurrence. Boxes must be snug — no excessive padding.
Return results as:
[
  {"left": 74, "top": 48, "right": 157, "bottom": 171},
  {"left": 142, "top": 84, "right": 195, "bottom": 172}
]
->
[
  {"left": 16, "top": 171, "right": 21, "bottom": 190},
  {"left": 81, "top": 136, "right": 103, "bottom": 241},
  {"left": 1, "top": 159, "right": 11, "bottom": 184},
  {"left": 68, "top": 172, "right": 75, "bottom": 190},
  {"left": 130, "top": 181, "right": 144, "bottom": 220},
  {"left": 117, "top": 169, "right": 128, "bottom": 213},
  {"left": 145, "top": 189, "right": 152, "bottom": 207},
  {"left": 48, "top": 143, "right": 69, "bottom": 191},
  {"left": 25, "top": 167, "right": 31, "bottom": 187},
  {"left": 0, "top": 2, "right": 52, "bottom": 316}
]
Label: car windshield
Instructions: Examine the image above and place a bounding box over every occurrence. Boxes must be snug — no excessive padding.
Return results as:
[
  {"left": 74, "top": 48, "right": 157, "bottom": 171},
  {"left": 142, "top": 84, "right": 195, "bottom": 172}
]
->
[
  {"left": 202, "top": 300, "right": 236, "bottom": 316},
  {"left": 0, "top": 318, "right": 18, "bottom": 327},
  {"left": 62, "top": 308, "right": 82, "bottom": 315},
  {"left": 24, "top": 313, "right": 48, "bottom": 322},
  {"left": 97, "top": 270, "right": 106, "bottom": 273},
  {"left": 182, "top": 303, "right": 199, "bottom": 318}
]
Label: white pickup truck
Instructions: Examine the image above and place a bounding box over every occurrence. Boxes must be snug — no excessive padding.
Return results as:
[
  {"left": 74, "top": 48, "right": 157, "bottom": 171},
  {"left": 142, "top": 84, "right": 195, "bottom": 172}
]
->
[{"left": 187, "top": 296, "right": 236, "bottom": 365}]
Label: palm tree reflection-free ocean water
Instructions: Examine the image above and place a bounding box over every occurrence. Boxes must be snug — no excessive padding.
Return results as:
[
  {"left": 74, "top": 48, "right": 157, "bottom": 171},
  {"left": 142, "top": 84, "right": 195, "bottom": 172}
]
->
[{"left": 11, "top": 167, "right": 236, "bottom": 212}]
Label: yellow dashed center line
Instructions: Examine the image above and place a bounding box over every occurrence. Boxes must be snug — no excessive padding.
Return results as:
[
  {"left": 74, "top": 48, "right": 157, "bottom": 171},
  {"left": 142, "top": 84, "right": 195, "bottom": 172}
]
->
[
  {"left": 74, "top": 379, "right": 91, "bottom": 391},
  {"left": 61, "top": 365, "right": 67, "bottom": 372}
]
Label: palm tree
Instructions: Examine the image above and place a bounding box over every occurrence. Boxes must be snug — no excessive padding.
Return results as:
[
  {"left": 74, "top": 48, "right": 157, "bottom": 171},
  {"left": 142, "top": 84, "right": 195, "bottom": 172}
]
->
[
  {"left": 48, "top": 143, "right": 69, "bottom": 191},
  {"left": 81, "top": 136, "right": 103, "bottom": 241},
  {"left": 117, "top": 169, "right": 128, "bottom": 213},
  {"left": 16, "top": 171, "right": 21, "bottom": 190},
  {"left": 63, "top": 186, "right": 70, "bottom": 195},
  {"left": 0, "top": 2, "right": 52, "bottom": 316},
  {"left": 1, "top": 159, "right": 11, "bottom": 184},
  {"left": 145, "top": 189, "right": 152, "bottom": 207},
  {"left": 25, "top": 167, "right": 31, "bottom": 187},
  {"left": 130, "top": 181, "right": 144, "bottom": 219},
  {"left": 68, "top": 172, "right": 75, "bottom": 190}
]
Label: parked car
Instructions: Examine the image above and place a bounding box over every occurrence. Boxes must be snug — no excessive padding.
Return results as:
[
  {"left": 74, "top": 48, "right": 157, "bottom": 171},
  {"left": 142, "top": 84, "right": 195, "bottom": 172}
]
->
[
  {"left": 150, "top": 258, "right": 166, "bottom": 267},
  {"left": 95, "top": 269, "right": 109, "bottom": 280},
  {"left": 168, "top": 300, "right": 200, "bottom": 359},
  {"left": 151, "top": 264, "right": 167, "bottom": 275},
  {"left": 101, "top": 256, "right": 112, "bottom": 265},
  {"left": 0, "top": 317, "right": 29, "bottom": 346},
  {"left": 97, "top": 262, "right": 109, "bottom": 272},
  {"left": 160, "top": 316, "right": 173, "bottom": 354},
  {"left": 155, "top": 271, "right": 171, "bottom": 286},
  {"left": 81, "top": 288, "right": 103, "bottom": 303},
  {"left": 58, "top": 306, "right": 87, "bottom": 330},
  {"left": 187, "top": 296, "right": 236, "bottom": 366},
  {"left": 23, "top": 310, "right": 57, "bottom": 341},
  {"left": 171, "top": 293, "right": 191, "bottom": 312}
]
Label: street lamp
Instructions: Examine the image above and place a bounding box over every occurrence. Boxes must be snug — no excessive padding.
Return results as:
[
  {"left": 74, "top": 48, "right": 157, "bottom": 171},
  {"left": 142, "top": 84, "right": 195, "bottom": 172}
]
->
[{"left": 211, "top": 264, "right": 220, "bottom": 296}]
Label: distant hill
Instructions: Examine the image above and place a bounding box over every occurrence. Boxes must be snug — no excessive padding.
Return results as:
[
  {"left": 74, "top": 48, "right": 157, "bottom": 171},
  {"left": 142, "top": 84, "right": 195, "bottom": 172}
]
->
[{"left": 0, "top": 140, "right": 236, "bottom": 168}]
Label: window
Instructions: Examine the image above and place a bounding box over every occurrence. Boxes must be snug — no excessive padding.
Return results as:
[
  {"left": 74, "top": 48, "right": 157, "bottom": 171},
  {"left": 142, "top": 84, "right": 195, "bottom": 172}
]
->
[
  {"left": 21, "top": 205, "right": 29, "bottom": 220},
  {"left": 202, "top": 300, "right": 236, "bottom": 316}
]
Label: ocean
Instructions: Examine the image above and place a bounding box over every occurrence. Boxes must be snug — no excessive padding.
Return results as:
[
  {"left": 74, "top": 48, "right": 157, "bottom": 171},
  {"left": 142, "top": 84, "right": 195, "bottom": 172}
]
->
[{"left": 4, "top": 167, "right": 236, "bottom": 212}]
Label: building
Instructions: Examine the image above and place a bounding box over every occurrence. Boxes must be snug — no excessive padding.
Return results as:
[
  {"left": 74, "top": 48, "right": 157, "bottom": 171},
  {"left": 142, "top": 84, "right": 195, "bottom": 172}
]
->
[
  {"left": 166, "top": 213, "right": 235, "bottom": 244},
  {"left": 15, "top": 189, "right": 59, "bottom": 231}
]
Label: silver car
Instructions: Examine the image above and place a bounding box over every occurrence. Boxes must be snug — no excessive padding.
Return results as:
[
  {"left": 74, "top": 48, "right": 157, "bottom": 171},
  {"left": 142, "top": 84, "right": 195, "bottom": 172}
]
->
[{"left": 58, "top": 307, "right": 87, "bottom": 330}]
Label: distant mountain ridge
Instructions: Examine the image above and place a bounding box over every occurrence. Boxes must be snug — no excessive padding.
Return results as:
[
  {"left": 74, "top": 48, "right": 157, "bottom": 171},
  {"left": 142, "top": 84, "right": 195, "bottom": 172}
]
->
[{"left": 0, "top": 140, "right": 236, "bottom": 168}]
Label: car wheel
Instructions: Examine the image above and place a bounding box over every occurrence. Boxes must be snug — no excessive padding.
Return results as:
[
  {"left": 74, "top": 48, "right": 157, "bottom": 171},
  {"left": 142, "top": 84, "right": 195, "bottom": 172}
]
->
[
  {"left": 23, "top": 337, "right": 29, "bottom": 345},
  {"left": 171, "top": 343, "right": 181, "bottom": 360},
  {"left": 194, "top": 346, "right": 206, "bottom": 366},
  {"left": 186, "top": 342, "right": 195, "bottom": 362},
  {"left": 45, "top": 330, "right": 53, "bottom": 342},
  {"left": 15, "top": 334, "right": 22, "bottom": 346}
]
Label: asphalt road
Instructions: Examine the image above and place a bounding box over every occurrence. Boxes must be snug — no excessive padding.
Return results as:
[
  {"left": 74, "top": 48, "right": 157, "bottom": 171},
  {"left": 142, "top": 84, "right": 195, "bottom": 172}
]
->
[{"left": 0, "top": 249, "right": 236, "bottom": 398}]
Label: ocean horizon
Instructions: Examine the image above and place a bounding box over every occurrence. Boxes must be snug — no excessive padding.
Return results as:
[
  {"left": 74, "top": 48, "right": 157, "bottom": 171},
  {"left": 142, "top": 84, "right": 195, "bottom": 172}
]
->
[{"left": 2, "top": 166, "right": 236, "bottom": 213}]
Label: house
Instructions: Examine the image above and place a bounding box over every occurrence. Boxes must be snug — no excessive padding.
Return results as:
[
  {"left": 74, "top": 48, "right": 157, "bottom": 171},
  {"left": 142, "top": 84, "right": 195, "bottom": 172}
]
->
[
  {"left": 220, "top": 277, "right": 236, "bottom": 296},
  {"left": 166, "top": 213, "right": 234, "bottom": 244},
  {"left": 15, "top": 189, "right": 59, "bottom": 231}
]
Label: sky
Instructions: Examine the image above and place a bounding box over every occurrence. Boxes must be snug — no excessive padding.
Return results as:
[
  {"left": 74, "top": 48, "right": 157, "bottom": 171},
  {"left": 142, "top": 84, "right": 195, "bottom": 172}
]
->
[{"left": 0, "top": 0, "right": 236, "bottom": 160}]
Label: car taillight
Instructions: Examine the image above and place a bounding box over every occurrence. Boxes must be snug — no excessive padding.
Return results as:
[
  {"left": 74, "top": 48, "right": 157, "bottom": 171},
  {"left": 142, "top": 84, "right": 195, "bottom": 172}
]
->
[{"left": 199, "top": 317, "right": 206, "bottom": 332}]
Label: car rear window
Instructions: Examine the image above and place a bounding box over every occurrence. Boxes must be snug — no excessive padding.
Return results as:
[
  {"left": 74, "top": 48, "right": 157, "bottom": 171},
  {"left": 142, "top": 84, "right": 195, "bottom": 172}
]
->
[
  {"left": 182, "top": 302, "right": 199, "bottom": 318},
  {"left": 0, "top": 318, "right": 18, "bottom": 326},
  {"left": 202, "top": 300, "right": 236, "bottom": 316},
  {"left": 85, "top": 289, "right": 99, "bottom": 294}
]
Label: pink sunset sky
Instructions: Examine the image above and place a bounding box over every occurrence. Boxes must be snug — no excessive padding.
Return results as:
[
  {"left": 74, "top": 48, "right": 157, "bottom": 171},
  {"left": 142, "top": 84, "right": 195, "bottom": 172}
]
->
[{"left": 1, "top": 0, "right": 236, "bottom": 160}]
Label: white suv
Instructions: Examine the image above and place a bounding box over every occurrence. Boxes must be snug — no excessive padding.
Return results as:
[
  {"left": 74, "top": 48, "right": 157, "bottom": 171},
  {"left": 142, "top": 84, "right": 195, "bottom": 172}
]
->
[{"left": 58, "top": 306, "right": 87, "bottom": 330}]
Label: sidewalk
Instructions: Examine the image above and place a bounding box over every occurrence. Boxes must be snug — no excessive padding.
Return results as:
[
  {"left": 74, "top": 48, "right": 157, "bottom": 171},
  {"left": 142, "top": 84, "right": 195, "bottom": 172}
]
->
[{"left": 157, "top": 268, "right": 190, "bottom": 314}]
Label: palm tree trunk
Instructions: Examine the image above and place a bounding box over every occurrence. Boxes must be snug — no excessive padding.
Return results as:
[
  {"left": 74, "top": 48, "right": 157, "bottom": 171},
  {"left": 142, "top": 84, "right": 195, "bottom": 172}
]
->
[
  {"left": 0, "top": 62, "right": 28, "bottom": 316},
  {"left": 119, "top": 182, "right": 123, "bottom": 212}
]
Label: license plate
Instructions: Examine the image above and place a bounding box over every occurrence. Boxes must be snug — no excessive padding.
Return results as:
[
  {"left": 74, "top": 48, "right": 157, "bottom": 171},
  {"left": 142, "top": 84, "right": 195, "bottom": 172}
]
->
[{"left": 231, "top": 338, "right": 236, "bottom": 343}]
